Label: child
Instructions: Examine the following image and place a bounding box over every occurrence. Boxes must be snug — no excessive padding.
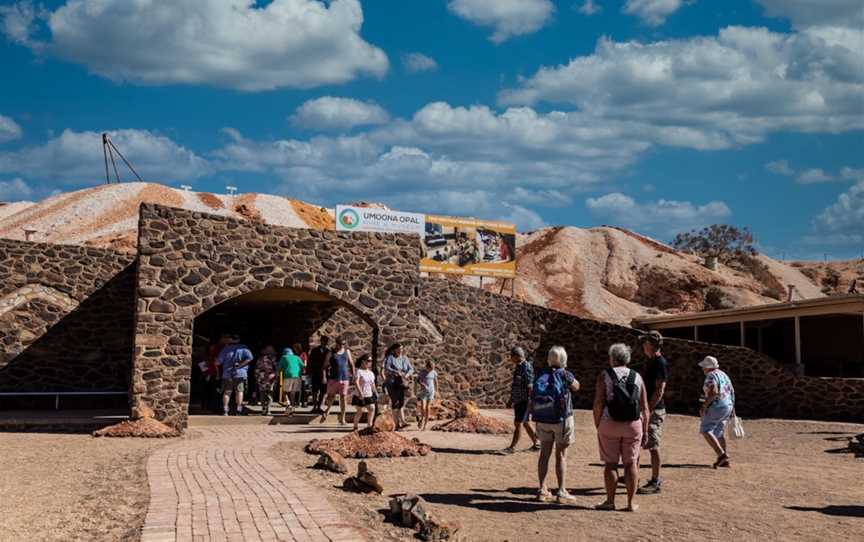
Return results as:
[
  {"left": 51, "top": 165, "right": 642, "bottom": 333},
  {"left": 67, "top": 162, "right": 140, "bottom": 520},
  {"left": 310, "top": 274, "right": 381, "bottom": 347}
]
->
[
  {"left": 352, "top": 354, "right": 377, "bottom": 431},
  {"left": 417, "top": 361, "right": 438, "bottom": 430}
]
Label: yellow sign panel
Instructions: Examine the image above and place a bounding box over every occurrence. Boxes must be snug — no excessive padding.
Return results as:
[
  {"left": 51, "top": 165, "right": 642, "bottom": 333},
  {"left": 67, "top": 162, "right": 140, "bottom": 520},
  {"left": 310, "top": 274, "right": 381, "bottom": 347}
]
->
[{"left": 420, "top": 214, "right": 517, "bottom": 278}]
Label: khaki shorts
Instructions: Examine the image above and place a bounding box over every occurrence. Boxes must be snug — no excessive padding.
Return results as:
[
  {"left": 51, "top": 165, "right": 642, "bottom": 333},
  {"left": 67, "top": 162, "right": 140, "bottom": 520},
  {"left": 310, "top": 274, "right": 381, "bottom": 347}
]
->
[
  {"left": 222, "top": 377, "right": 246, "bottom": 395},
  {"left": 536, "top": 416, "right": 575, "bottom": 446},
  {"left": 646, "top": 409, "right": 666, "bottom": 450},
  {"left": 283, "top": 378, "right": 301, "bottom": 392}
]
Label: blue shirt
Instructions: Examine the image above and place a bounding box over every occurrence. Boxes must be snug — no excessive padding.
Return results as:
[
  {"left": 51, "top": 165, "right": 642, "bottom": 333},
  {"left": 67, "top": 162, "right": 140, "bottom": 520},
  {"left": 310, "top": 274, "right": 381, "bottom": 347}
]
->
[
  {"left": 328, "top": 350, "right": 352, "bottom": 381},
  {"left": 384, "top": 355, "right": 414, "bottom": 386},
  {"left": 218, "top": 344, "right": 253, "bottom": 380},
  {"left": 510, "top": 360, "right": 534, "bottom": 403}
]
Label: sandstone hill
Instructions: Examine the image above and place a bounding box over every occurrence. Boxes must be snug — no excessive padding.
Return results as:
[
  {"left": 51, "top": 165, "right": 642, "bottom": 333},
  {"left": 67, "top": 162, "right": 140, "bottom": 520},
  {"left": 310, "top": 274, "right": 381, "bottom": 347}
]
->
[{"left": 0, "top": 182, "right": 841, "bottom": 326}]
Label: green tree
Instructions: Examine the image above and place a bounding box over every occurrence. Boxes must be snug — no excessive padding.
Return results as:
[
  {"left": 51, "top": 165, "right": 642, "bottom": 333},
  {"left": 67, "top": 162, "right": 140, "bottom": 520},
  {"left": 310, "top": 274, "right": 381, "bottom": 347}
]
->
[{"left": 671, "top": 224, "right": 756, "bottom": 264}]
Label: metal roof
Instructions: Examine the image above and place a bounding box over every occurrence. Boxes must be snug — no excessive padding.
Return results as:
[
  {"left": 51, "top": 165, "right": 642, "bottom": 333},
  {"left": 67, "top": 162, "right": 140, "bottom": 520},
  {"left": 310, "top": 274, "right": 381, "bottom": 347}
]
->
[{"left": 632, "top": 293, "right": 864, "bottom": 329}]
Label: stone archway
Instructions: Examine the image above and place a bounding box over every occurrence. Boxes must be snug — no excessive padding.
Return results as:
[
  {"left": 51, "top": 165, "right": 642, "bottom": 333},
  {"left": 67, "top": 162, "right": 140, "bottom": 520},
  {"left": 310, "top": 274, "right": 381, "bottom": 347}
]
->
[
  {"left": 130, "top": 204, "right": 422, "bottom": 429},
  {"left": 188, "top": 286, "right": 380, "bottom": 412}
]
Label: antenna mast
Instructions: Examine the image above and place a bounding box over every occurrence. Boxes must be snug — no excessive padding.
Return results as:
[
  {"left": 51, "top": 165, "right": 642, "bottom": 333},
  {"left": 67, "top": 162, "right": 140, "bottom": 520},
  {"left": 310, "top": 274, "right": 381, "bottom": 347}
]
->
[{"left": 102, "top": 132, "right": 144, "bottom": 184}]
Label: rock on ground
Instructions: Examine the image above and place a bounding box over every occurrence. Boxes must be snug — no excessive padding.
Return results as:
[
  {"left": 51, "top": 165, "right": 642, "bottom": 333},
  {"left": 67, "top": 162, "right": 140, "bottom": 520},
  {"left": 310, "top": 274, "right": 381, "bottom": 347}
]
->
[{"left": 305, "top": 431, "right": 431, "bottom": 458}]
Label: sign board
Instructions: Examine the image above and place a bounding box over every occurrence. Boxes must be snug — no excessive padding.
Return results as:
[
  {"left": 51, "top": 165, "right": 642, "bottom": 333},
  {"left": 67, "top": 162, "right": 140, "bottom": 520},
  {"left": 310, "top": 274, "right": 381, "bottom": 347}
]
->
[
  {"left": 335, "top": 205, "right": 425, "bottom": 237},
  {"left": 420, "top": 215, "right": 517, "bottom": 278},
  {"left": 335, "top": 205, "right": 517, "bottom": 279}
]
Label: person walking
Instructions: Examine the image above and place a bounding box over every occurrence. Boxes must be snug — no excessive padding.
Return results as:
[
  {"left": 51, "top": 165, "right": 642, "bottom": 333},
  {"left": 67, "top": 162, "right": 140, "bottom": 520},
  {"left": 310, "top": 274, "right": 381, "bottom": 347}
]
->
[
  {"left": 292, "top": 342, "right": 310, "bottom": 406},
  {"left": 216, "top": 335, "right": 253, "bottom": 416},
  {"left": 255, "top": 346, "right": 279, "bottom": 416},
  {"left": 698, "top": 356, "right": 735, "bottom": 468},
  {"left": 502, "top": 346, "right": 539, "bottom": 454},
  {"left": 533, "top": 346, "right": 580, "bottom": 505},
  {"left": 352, "top": 354, "right": 377, "bottom": 431},
  {"left": 320, "top": 338, "right": 354, "bottom": 425},
  {"left": 417, "top": 360, "right": 438, "bottom": 431},
  {"left": 279, "top": 346, "right": 305, "bottom": 409},
  {"left": 383, "top": 343, "right": 415, "bottom": 430},
  {"left": 637, "top": 331, "right": 669, "bottom": 495},
  {"left": 307, "top": 336, "right": 331, "bottom": 413},
  {"left": 593, "top": 344, "right": 650, "bottom": 512}
]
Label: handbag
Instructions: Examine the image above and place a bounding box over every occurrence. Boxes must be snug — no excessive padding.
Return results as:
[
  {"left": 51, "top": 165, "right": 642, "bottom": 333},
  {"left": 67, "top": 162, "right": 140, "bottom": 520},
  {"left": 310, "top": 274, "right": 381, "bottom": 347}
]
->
[{"left": 729, "top": 410, "right": 745, "bottom": 439}]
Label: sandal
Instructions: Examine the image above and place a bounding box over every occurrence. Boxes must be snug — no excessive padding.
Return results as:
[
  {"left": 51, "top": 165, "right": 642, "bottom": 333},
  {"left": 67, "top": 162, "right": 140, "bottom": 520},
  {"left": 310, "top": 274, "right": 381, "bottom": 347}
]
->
[
  {"left": 713, "top": 453, "right": 729, "bottom": 469},
  {"left": 499, "top": 447, "right": 515, "bottom": 455},
  {"left": 594, "top": 501, "right": 615, "bottom": 511},
  {"left": 530, "top": 442, "right": 541, "bottom": 451}
]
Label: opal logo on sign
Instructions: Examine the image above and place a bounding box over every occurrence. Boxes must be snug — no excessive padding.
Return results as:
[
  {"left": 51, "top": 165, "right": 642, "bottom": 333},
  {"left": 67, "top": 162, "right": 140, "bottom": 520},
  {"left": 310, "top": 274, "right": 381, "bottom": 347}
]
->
[{"left": 338, "top": 208, "right": 360, "bottom": 230}]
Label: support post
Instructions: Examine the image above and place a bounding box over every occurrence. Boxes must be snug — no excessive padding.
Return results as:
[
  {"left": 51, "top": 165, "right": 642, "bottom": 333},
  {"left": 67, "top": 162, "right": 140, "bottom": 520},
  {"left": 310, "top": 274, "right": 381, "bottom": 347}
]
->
[
  {"left": 694, "top": 325, "right": 699, "bottom": 342},
  {"left": 794, "top": 315, "right": 802, "bottom": 372},
  {"left": 740, "top": 321, "right": 746, "bottom": 347}
]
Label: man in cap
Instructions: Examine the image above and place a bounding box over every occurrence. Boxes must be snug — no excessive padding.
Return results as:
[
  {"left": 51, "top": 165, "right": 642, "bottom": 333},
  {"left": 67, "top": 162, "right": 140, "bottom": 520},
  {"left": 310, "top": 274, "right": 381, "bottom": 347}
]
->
[
  {"left": 637, "top": 330, "right": 669, "bottom": 494},
  {"left": 501, "top": 346, "right": 539, "bottom": 454},
  {"left": 216, "top": 334, "right": 253, "bottom": 416}
]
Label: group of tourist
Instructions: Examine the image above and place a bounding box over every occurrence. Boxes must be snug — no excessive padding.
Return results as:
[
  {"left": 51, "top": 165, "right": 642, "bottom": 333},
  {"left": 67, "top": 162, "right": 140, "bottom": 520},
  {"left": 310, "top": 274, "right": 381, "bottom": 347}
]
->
[
  {"left": 204, "top": 329, "right": 737, "bottom": 512},
  {"left": 203, "top": 334, "right": 440, "bottom": 430},
  {"left": 505, "top": 331, "right": 736, "bottom": 512}
]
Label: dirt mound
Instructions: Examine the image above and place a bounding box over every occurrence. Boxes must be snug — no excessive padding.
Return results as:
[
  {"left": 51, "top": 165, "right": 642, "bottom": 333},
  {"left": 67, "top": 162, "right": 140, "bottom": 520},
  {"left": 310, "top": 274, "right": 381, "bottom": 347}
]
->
[
  {"left": 306, "top": 430, "right": 431, "bottom": 458},
  {"left": 197, "top": 192, "right": 224, "bottom": 210},
  {"left": 93, "top": 417, "right": 179, "bottom": 438},
  {"left": 432, "top": 401, "right": 512, "bottom": 434},
  {"left": 432, "top": 415, "right": 512, "bottom": 435}
]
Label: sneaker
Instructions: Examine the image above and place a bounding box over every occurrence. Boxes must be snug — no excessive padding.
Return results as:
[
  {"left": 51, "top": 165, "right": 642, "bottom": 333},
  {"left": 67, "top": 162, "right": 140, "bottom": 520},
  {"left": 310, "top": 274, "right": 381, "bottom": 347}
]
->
[
  {"left": 637, "top": 480, "right": 661, "bottom": 495},
  {"left": 499, "top": 447, "right": 515, "bottom": 455},
  {"left": 556, "top": 490, "right": 578, "bottom": 505},
  {"left": 536, "top": 489, "right": 555, "bottom": 503},
  {"left": 223, "top": 411, "right": 229, "bottom": 416}
]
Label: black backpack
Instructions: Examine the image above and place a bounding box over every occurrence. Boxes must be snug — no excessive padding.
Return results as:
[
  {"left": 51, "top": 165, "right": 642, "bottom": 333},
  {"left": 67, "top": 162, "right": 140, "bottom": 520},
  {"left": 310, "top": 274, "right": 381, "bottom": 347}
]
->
[{"left": 605, "top": 368, "right": 641, "bottom": 422}]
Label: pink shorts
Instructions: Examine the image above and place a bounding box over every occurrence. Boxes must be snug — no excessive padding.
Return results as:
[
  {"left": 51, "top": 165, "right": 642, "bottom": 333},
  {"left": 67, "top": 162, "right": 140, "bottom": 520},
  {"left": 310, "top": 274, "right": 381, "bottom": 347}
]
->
[
  {"left": 598, "top": 418, "right": 643, "bottom": 465},
  {"left": 326, "top": 380, "right": 349, "bottom": 395}
]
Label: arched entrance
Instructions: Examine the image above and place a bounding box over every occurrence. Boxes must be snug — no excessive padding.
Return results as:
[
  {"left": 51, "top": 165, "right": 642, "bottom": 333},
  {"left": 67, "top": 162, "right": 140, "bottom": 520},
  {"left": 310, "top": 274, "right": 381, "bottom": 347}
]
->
[{"left": 189, "top": 287, "right": 379, "bottom": 414}]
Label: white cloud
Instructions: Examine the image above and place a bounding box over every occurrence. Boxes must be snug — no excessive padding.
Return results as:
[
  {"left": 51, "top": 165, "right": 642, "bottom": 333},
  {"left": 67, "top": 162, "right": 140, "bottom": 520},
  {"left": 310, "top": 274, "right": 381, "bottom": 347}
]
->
[
  {"left": 0, "top": 129, "right": 208, "bottom": 184},
  {"left": 2, "top": 0, "right": 388, "bottom": 91},
  {"left": 447, "top": 0, "right": 555, "bottom": 43},
  {"left": 623, "top": 0, "right": 689, "bottom": 26},
  {"left": 290, "top": 97, "right": 390, "bottom": 131},
  {"left": 765, "top": 160, "right": 794, "bottom": 176},
  {"left": 586, "top": 192, "right": 731, "bottom": 237},
  {"left": 756, "top": 0, "right": 864, "bottom": 30},
  {"left": 0, "top": 177, "right": 32, "bottom": 201},
  {"left": 797, "top": 168, "right": 834, "bottom": 184},
  {"left": 811, "top": 179, "right": 864, "bottom": 247},
  {"left": 0, "top": 115, "right": 22, "bottom": 143},
  {"left": 840, "top": 167, "right": 864, "bottom": 181},
  {"left": 0, "top": 1, "right": 39, "bottom": 46},
  {"left": 577, "top": 1, "right": 601, "bottom": 16},
  {"left": 500, "top": 26, "right": 864, "bottom": 147},
  {"left": 402, "top": 53, "right": 439, "bottom": 73},
  {"left": 387, "top": 189, "right": 546, "bottom": 231}
]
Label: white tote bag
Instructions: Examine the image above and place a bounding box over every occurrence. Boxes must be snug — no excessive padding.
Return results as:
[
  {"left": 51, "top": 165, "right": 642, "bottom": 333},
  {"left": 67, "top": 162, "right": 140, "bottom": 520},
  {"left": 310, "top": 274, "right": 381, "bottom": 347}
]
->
[{"left": 729, "top": 410, "right": 745, "bottom": 439}]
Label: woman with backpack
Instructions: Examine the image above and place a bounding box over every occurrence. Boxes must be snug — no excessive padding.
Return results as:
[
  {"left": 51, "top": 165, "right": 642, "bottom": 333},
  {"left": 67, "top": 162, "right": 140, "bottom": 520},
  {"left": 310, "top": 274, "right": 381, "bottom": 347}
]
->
[
  {"left": 533, "top": 346, "right": 581, "bottom": 505},
  {"left": 698, "top": 356, "right": 735, "bottom": 468},
  {"left": 593, "top": 343, "right": 650, "bottom": 512}
]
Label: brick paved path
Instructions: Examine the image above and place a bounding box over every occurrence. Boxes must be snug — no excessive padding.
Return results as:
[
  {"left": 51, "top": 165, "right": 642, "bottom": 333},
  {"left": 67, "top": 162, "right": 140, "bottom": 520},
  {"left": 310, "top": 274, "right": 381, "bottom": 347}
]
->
[{"left": 140, "top": 425, "right": 365, "bottom": 542}]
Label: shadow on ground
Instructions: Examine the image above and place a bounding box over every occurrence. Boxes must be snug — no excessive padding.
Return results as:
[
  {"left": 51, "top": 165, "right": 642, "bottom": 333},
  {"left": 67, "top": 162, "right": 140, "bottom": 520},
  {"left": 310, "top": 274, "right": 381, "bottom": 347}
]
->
[{"left": 785, "top": 505, "right": 864, "bottom": 518}]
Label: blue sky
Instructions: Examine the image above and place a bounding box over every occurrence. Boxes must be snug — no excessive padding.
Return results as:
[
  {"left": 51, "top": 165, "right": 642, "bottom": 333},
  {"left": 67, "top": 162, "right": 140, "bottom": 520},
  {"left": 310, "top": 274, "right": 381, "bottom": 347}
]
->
[{"left": 0, "top": 0, "right": 862, "bottom": 259}]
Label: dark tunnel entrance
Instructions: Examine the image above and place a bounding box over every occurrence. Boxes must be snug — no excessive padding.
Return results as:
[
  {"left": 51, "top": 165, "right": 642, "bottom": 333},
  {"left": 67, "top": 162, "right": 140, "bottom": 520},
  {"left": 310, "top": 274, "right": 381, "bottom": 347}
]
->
[{"left": 189, "top": 287, "right": 378, "bottom": 414}]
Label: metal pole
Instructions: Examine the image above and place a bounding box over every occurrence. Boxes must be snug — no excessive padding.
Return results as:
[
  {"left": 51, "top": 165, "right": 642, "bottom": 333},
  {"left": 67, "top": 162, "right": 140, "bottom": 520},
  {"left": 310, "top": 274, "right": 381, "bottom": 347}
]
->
[
  {"left": 740, "top": 321, "right": 746, "bottom": 347},
  {"left": 107, "top": 142, "right": 121, "bottom": 183},
  {"left": 102, "top": 133, "right": 110, "bottom": 184},
  {"left": 794, "top": 315, "right": 802, "bottom": 371}
]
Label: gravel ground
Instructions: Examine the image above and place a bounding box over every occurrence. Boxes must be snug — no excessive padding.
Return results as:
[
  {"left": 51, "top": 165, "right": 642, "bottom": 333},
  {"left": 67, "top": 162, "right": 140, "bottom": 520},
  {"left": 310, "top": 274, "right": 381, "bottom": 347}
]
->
[
  {"left": 0, "top": 432, "right": 166, "bottom": 542},
  {"left": 275, "top": 410, "right": 864, "bottom": 542}
]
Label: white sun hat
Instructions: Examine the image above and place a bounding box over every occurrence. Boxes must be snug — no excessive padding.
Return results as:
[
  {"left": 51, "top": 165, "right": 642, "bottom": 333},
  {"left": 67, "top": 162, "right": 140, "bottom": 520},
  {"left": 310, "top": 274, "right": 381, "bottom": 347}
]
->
[{"left": 698, "top": 356, "right": 719, "bottom": 369}]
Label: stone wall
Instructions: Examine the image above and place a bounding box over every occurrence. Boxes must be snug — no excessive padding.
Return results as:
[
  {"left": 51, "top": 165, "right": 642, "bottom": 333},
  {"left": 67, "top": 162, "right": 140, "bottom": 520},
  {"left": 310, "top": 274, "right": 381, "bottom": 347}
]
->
[
  {"left": 417, "top": 278, "right": 864, "bottom": 422},
  {"left": 0, "top": 239, "right": 136, "bottom": 395},
  {"left": 132, "top": 204, "right": 422, "bottom": 429}
]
